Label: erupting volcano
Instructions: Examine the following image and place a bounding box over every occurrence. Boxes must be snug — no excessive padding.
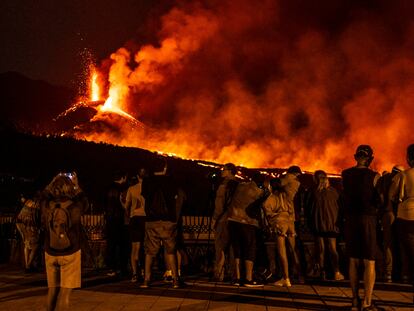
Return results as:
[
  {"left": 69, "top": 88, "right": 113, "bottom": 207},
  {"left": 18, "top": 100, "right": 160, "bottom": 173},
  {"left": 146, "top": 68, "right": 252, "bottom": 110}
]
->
[{"left": 58, "top": 0, "right": 414, "bottom": 173}]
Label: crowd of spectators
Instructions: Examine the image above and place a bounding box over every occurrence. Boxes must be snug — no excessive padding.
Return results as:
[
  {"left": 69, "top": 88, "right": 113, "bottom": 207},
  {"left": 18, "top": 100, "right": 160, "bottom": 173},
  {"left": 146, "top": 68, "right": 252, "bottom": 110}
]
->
[{"left": 7, "top": 143, "right": 414, "bottom": 310}]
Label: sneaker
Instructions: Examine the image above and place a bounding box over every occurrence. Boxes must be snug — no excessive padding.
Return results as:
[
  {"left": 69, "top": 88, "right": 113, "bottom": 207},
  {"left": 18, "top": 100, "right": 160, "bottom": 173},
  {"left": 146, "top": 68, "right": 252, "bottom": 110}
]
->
[
  {"left": 244, "top": 279, "right": 264, "bottom": 288},
  {"left": 106, "top": 270, "right": 117, "bottom": 277},
  {"left": 261, "top": 269, "right": 273, "bottom": 282},
  {"left": 384, "top": 274, "right": 392, "bottom": 283},
  {"left": 164, "top": 270, "right": 173, "bottom": 283},
  {"left": 131, "top": 274, "right": 138, "bottom": 283},
  {"left": 274, "top": 278, "right": 292, "bottom": 287},
  {"left": 334, "top": 272, "right": 345, "bottom": 281},
  {"left": 232, "top": 279, "right": 242, "bottom": 286},
  {"left": 351, "top": 297, "right": 361, "bottom": 311},
  {"left": 140, "top": 280, "right": 150, "bottom": 288},
  {"left": 309, "top": 264, "right": 321, "bottom": 278},
  {"left": 172, "top": 278, "right": 182, "bottom": 289}
]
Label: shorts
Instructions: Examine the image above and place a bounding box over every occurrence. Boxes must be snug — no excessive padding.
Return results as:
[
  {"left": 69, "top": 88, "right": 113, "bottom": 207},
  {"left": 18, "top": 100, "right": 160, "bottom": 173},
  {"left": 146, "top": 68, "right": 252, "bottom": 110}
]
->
[
  {"left": 270, "top": 219, "right": 296, "bottom": 237},
  {"left": 228, "top": 220, "right": 257, "bottom": 261},
  {"left": 45, "top": 250, "right": 81, "bottom": 288},
  {"left": 144, "top": 221, "right": 177, "bottom": 256},
  {"left": 129, "top": 216, "right": 146, "bottom": 242},
  {"left": 345, "top": 215, "right": 377, "bottom": 260}
]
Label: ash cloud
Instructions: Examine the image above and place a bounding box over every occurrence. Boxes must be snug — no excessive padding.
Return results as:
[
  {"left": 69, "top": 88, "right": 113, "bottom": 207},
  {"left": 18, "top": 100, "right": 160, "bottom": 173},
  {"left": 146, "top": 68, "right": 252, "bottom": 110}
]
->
[{"left": 89, "top": 0, "right": 414, "bottom": 172}]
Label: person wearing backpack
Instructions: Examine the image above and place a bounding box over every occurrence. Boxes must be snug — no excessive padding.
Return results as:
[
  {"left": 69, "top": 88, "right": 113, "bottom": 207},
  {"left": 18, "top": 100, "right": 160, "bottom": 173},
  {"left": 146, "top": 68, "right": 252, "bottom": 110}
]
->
[
  {"left": 227, "top": 172, "right": 266, "bottom": 287},
  {"left": 211, "top": 163, "right": 238, "bottom": 282},
  {"left": 40, "top": 173, "right": 87, "bottom": 311}
]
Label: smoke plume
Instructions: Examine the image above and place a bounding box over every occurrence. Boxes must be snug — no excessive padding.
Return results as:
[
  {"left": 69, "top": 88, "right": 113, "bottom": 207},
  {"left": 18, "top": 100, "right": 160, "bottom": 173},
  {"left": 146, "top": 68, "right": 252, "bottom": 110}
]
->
[{"left": 78, "top": 0, "right": 414, "bottom": 173}]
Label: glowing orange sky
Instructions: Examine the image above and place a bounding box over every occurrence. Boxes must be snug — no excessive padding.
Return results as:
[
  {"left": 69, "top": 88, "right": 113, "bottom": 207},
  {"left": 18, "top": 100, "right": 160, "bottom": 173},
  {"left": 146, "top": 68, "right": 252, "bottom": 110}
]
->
[{"left": 72, "top": 1, "right": 413, "bottom": 173}]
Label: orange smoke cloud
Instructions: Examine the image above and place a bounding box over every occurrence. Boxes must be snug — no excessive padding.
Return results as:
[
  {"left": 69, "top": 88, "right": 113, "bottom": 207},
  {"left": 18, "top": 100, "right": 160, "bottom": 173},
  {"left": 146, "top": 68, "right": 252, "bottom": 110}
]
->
[{"left": 75, "top": 0, "right": 414, "bottom": 173}]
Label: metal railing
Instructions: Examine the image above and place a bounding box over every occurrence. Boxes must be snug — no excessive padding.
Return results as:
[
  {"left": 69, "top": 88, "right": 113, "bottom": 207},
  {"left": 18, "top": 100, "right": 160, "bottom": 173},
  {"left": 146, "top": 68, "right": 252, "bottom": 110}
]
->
[{"left": 0, "top": 214, "right": 214, "bottom": 241}]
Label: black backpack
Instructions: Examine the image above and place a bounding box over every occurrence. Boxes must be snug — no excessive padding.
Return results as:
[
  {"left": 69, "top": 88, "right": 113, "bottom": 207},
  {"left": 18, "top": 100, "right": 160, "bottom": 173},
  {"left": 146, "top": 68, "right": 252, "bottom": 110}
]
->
[
  {"left": 48, "top": 200, "right": 73, "bottom": 251},
  {"left": 246, "top": 188, "right": 270, "bottom": 221}
]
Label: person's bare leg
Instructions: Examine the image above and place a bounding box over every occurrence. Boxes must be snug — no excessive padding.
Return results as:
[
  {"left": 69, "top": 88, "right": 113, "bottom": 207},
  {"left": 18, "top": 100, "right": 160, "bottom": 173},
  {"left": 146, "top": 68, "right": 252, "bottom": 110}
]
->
[
  {"left": 277, "top": 236, "right": 289, "bottom": 279},
  {"left": 245, "top": 260, "right": 254, "bottom": 281},
  {"left": 131, "top": 242, "right": 140, "bottom": 276},
  {"left": 176, "top": 250, "right": 182, "bottom": 277},
  {"left": 234, "top": 258, "right": 241, "bottom": 280},
  {"left": 46, "top": 287, "right": 59, "bottom": 311},
  {"left": 58, "top": 287, "right": 73, "bottom": 310},
  {"left": 327, "top": 238, "right": 340, "bottom": 273},
  {"left": 144, "top": 254, "right": 154, "bottom": 281},
  {"left": 27, "top": 245, "right": 38, "bottom": 269},
  {"left": 215, "top": 249, "right": 225, "bottom": 280},
  {"left": 362, "top": 259, "right": 376, "bottom": 308},
  {"left": 287, "top": 236, "right": 301, "bottom": 279},
  {"left": 165, "top": 253, "right": 178, "bottom": 279},
  {"left": 349, "top": 258, "right": 360, "bottom": 306},
  {"left": 317, "top": 237, "right": 325, "bottom": 274},
  {"left": 24, "top": 246, "right": 30, "bottom": 269}
]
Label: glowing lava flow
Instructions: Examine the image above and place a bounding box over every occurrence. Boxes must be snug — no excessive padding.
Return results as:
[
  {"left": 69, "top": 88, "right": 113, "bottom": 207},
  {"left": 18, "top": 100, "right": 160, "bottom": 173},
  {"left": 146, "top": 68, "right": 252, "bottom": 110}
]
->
[{"left": 90, "top": 70, "right": 100, "bottom": 102}]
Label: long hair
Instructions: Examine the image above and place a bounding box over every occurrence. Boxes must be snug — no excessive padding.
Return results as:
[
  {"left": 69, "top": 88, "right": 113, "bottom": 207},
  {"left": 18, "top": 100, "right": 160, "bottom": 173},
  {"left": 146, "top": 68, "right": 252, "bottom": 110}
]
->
[
  {"left": 44, "top": 174, "right": 78, "bottom": 200},
  {"left": 314, "top": 170, "right": 329, "bottom": 191}
]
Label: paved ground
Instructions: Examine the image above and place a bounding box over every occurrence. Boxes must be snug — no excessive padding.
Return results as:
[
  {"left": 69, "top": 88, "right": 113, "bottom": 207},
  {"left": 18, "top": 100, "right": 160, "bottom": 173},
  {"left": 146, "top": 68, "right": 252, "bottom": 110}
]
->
[{"left": 0, "top": 265, "right": 412, "bottom": 311}]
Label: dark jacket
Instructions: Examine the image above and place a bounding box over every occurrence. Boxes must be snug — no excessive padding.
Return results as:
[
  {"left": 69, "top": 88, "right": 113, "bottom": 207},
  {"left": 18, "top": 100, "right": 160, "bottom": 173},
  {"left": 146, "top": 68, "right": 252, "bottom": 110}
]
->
[
  {"left": 105, "top": 181, "right": 128, "bottom": 228},
  {"left": 309, "top": 186, "right": 340, "bottom": 234}
]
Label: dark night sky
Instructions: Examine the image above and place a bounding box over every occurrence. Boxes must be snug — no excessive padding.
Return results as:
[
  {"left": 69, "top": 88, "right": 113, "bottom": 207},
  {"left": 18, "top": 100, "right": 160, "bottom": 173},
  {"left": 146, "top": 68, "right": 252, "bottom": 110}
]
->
[
  {"left": 0, "top": 0, "right": 409, "bottom": 88},
  {"left": 0, "top": 0, "right": 170, "bottom": 87}
]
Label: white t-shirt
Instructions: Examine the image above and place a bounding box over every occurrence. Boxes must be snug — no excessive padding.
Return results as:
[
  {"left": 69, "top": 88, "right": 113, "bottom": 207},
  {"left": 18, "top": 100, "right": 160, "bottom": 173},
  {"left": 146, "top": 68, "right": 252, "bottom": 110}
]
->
[{"left": 125, "top": 181, "right": 146, "bottom": 217}]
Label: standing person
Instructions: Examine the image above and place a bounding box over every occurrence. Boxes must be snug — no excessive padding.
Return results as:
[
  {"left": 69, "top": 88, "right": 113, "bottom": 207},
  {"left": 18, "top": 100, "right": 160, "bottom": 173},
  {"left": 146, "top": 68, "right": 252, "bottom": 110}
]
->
[
  {"left": 140, "top": 161, "right": 184, "bottom": 288},
  {"left": 342, "top": 145, "right": 381, "bottom": 311},
  {"left": 264, "top": 166, "right": 303, "bottom": 288},
  {"left": 389, "top": 144, "right": 414, "bottom": 304},
  {"left": 281, "top": 165, "right": 304, "bottom": 284},
  {"left": 227, "top": 173, "right": 266, "bottom": 287},
  {"left": 164, "top": 187, "right": 187, "bottom": 281},
  {"left": 40, "top": 173, "right": 87, "bottom": 311},
  {"left": 16, "top": 194, "right": 40, "bottom": 273},
  {"left": 309, "top": 170, "right": 345, "bottom": 281},
  {"left": 264, "top": 178, "right": 294, "bottom": 287},
  {"left": 105, "top": 171, "right": 129, "bottom": 277},
  {"left": 125, "top": 169, "right": 146, "bottom": 282},
  {"left": 211, "top": 163, "right": 238, "bottom": 281},
  {"left": 377, "top": 165, "right": 404, "bottom": 282}
]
